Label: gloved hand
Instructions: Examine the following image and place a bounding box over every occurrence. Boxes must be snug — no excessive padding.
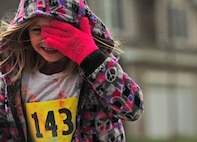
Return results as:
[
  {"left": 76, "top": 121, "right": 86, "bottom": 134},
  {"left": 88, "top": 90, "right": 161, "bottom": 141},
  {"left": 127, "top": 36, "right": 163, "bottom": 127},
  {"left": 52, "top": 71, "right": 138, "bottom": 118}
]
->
[{"left": 41, "top": 17, "right": 99, "bottom": 65}]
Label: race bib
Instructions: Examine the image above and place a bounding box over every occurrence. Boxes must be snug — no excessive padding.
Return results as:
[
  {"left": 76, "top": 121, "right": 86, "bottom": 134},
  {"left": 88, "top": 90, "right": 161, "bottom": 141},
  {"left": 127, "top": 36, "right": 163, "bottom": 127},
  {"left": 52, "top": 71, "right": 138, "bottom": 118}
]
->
[{"left": 26, "top": 97, "right": 78, "bottom": 142}]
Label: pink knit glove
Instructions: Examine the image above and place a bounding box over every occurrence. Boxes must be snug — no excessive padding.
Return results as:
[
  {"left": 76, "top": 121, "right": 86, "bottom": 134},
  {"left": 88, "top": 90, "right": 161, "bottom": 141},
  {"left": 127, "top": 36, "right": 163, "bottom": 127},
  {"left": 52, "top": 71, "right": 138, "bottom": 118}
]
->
[{"left": 41, "top": 17, "right": 99, "bottom": 65}]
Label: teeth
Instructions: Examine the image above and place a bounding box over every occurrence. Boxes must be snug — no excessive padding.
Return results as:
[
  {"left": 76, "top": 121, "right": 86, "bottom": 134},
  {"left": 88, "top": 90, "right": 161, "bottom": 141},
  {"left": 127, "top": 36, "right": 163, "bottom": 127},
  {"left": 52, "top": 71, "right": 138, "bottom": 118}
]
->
[{"left": 43, "top": 47, "right": 56, "bottom": 51}]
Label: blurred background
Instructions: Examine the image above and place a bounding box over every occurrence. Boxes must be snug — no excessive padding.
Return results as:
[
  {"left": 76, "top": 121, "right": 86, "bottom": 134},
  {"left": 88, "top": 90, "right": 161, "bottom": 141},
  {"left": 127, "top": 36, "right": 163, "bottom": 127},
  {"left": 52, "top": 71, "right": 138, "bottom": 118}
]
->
[{"left": 1, "top": 0, "right": 197, "bottom": 142}]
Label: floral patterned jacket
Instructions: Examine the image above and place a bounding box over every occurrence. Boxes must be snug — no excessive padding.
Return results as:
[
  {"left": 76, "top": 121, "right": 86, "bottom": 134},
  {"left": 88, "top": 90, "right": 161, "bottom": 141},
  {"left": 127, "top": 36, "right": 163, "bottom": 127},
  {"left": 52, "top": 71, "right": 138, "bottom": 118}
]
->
[
  {"left": 1, "top": 1, "right": 144, "bottom": 141},
  {"left": 0, "top": 52, "right": 144, "bottom": 142}
]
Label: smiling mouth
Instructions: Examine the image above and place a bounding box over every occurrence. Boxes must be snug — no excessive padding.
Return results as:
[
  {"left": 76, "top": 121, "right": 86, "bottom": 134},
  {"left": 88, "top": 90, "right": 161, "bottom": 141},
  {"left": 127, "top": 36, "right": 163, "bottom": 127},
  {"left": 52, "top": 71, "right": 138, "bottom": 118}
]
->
[{"left": 42, "top": 47, "right": 58, "bottom": 54}]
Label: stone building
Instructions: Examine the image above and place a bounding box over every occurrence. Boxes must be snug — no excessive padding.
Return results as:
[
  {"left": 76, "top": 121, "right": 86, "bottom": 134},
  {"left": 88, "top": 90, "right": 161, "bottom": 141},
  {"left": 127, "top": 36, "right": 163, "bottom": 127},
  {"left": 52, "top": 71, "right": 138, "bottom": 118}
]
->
[
  {"left": 87, "top": 0, "right": 197, "bottom": 140},
  {"left": 0, "top": 0, "right": 19, "bottom": 18},
  {"left": 1, "top": 0, "right": 197, "bottom": 141}
]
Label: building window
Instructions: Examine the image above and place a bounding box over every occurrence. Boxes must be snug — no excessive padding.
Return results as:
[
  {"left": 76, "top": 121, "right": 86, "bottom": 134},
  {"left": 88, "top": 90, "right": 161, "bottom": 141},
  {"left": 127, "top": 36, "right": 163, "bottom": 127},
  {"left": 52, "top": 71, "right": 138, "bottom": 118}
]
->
[
  {"left": 167, "top": 6, "right": 188, "bottom": 39},
  {"left": 112, "top": 0, "right": 124, "bottom": 30},
  {"left": 89, "top": 0, "right": 125, "bottom": 32}
]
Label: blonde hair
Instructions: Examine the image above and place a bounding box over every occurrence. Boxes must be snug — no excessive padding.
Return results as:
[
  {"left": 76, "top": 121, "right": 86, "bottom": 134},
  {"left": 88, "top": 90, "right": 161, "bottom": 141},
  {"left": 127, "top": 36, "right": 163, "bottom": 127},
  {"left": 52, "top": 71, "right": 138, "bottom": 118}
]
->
[{"left": 0, "top": 16, "right": 122, "bottom": 82}]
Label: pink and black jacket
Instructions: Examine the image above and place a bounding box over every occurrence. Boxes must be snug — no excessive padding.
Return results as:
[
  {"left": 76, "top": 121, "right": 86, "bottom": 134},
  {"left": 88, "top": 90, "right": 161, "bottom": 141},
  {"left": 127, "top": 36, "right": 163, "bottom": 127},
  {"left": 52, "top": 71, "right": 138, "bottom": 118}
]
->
[{"left": 0, "top": 0, "right": 144, "bottom": 141}]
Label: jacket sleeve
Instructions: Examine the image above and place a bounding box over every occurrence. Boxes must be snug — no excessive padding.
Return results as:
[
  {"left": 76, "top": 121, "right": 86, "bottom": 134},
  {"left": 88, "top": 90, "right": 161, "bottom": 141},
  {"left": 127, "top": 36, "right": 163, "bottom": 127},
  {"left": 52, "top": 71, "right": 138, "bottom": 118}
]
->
[
  {"left": 80, "top": 51, "right": 144, "bottom": 121},
  {"left": 0, "top": 73, "right": 11, "bottom": 140}
]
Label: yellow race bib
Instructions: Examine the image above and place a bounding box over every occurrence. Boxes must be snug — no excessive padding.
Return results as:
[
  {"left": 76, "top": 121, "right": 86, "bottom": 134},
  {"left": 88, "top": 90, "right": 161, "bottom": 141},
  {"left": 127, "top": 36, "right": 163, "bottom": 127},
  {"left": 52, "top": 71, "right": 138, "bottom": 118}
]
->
[{"left": 26, "top": 97, "right": 78, "bottom": 142}]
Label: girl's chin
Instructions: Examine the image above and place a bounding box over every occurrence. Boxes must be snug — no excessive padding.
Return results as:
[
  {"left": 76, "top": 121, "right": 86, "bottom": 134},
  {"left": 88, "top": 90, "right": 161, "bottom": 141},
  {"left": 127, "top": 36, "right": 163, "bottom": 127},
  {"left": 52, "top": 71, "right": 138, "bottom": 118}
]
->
[
  {"left": 42, "top": 56, "right": 66, "bottom": 63},
  {"left": 40, "top": 52, "right": 66, "bottom": 63}
]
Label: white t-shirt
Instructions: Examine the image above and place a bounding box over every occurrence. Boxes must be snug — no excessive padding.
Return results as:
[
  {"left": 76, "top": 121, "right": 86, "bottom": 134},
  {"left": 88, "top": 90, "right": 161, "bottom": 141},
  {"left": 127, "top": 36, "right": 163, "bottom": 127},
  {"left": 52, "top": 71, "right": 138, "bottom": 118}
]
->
[
  {"left": 22, "top": 70, "right": 82, "bottom": 102},
  {"left": 21, "top": 70, "right": 82, "bottom": 142}
]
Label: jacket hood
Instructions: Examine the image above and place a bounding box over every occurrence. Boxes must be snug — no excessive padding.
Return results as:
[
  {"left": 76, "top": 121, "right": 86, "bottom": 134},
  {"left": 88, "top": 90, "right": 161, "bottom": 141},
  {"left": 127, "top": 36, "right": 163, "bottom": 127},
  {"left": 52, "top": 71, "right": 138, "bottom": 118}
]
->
[{"left": 11, "top": 0, "right": 113, "bottom": 41}]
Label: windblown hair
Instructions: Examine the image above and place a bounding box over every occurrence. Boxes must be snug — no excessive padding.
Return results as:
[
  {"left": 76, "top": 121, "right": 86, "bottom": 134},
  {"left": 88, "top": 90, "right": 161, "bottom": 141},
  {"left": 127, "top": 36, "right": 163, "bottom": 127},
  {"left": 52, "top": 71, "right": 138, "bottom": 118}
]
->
[{"left": 0, "top": 16, "right": 122, "bottom": 82}]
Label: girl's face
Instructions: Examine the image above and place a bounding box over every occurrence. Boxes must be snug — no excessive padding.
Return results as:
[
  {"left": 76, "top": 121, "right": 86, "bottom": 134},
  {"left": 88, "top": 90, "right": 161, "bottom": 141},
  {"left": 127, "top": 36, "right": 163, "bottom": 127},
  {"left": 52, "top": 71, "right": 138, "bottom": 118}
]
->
[{"left": 28, "top": 16, "right": 65, "bottom": 63}]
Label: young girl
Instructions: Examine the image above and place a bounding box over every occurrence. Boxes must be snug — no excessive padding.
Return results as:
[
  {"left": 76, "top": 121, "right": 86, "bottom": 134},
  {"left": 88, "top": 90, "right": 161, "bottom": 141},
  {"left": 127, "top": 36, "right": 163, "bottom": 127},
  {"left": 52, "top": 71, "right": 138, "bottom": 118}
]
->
[{"left": 0, "top": 0, "right": 144, "bottom": 141}]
